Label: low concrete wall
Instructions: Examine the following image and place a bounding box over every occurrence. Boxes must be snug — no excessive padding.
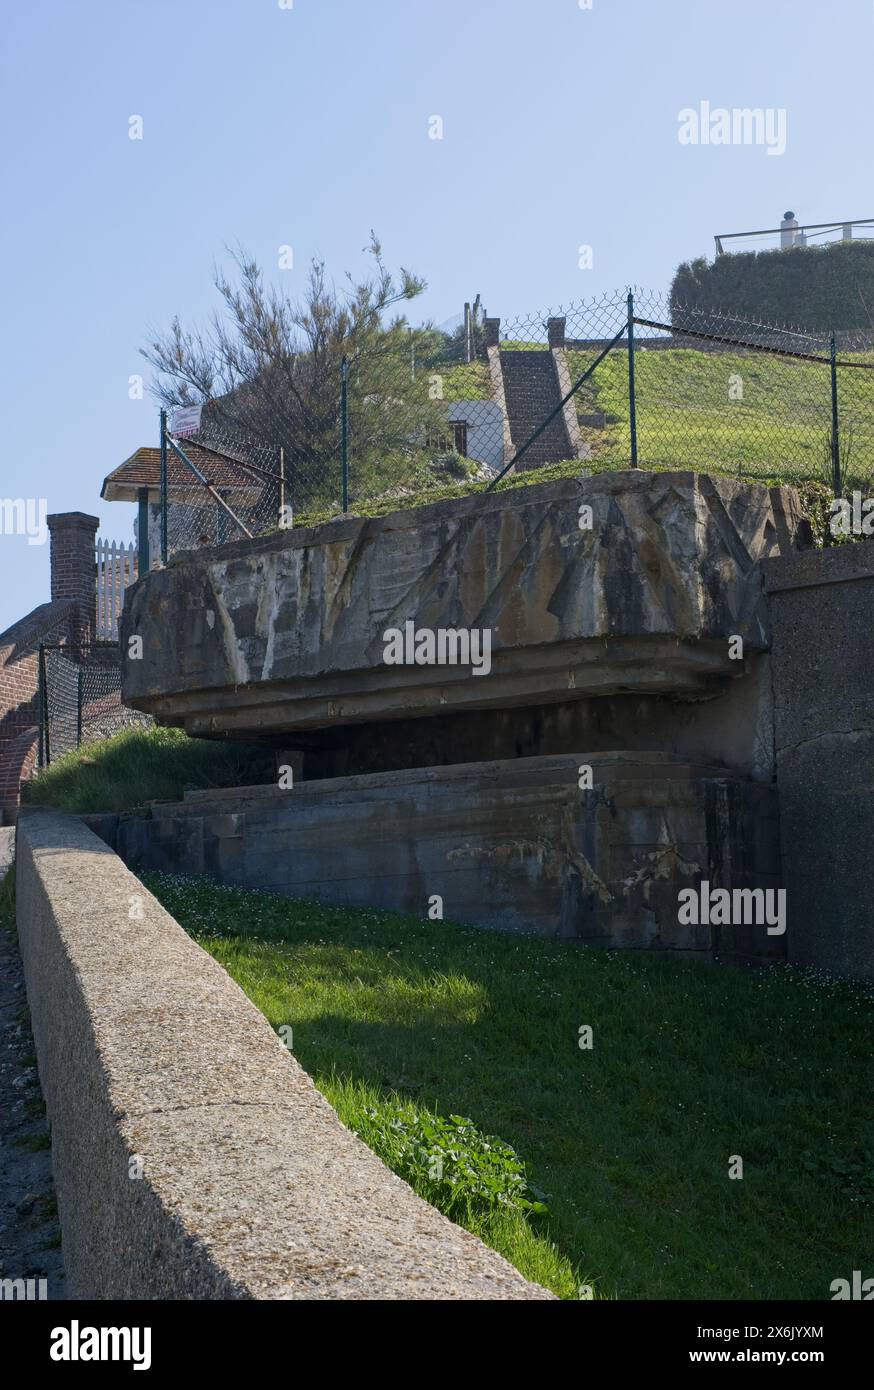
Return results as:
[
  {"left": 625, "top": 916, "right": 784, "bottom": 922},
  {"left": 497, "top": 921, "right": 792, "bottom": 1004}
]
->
[
  {"left": 111, "top": 752, "right": 783, "bottom": 962},
  {"left": 15, "top": 808, "right": 550, "bottom": 1300}
]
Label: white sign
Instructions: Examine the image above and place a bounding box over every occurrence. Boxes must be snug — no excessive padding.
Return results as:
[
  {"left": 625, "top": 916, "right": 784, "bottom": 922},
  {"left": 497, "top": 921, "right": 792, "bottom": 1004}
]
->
[{"left": 169, "top": 404, "right": 202, "bottom": 437}]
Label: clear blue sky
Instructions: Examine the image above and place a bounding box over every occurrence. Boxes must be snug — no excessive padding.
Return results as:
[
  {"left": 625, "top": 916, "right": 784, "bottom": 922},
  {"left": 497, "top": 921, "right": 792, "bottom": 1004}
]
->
[{"left": 0, "top": 0, "right": 868, "bottom": 630}]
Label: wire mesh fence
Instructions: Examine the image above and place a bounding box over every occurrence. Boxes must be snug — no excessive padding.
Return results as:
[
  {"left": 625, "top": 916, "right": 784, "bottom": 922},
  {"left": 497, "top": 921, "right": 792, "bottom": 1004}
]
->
[
  {"left": 159, "top": 435, "right": 286, "bottom": 556},
  {"left": 629, "top": 289, "right": 874, "bottom": 492},
  {"left": 37, "top": 646, "right": 152, "bottom": 768},
  {"left": 154, "top": 289, "right": 874, "bottom": 560}
]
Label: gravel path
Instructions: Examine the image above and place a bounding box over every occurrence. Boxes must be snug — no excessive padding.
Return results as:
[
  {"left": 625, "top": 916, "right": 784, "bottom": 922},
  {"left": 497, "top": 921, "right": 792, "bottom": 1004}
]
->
[{"left": 0, "top": 829, "right": 65, "bottom": 1299}]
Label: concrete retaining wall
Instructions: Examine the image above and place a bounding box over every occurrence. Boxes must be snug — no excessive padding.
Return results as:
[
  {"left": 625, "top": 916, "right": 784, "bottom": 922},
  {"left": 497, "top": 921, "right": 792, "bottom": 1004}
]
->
[
  {"left": 764, "top": 541, "right": 874, "bottom": 979},
  {"left": 14, "top": 808, "right": 551, "bottom": 1300},
  {"left": 107, "top": 752, "right": 782, "bottom": 962}
]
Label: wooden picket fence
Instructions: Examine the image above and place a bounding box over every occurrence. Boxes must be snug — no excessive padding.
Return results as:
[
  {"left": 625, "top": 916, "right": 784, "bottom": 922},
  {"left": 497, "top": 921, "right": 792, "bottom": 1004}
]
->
[{"left": 95, "top": 539, "right": 138, "bottom": 641}]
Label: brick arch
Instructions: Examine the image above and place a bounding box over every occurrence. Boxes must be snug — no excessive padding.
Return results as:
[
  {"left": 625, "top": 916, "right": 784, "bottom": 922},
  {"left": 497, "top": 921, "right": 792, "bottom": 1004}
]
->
[{"left": 0, "top": 725, "right": 39, "bottom": 826}]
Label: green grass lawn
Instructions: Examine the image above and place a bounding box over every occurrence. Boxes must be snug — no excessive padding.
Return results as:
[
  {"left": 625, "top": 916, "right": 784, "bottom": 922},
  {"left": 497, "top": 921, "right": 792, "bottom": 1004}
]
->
[
  {"left": 438, "top": 360, "right": 491, "bottom": 400},
  {"left": 142, "top": 872, "right": 874, "bottom": 1302},
  {"left": 22, "top": 726, "right": 276, "bottom": 815},
  {"left": 567, "top": 347, "right": 874, "bottom": 484}
]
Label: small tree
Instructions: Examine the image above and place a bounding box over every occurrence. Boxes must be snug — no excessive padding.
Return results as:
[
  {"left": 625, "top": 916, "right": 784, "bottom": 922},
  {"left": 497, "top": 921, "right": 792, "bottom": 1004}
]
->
[{"left": 141, "top": 235, "right": 451, "bottom": 509}]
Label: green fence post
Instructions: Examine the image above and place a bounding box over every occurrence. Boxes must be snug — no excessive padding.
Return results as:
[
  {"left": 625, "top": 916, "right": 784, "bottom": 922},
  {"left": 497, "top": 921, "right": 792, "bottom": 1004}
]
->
[
  {"left": 160, "top": 407, "right": 168, "bottom": 563},
  {"left": 830, "top": 332, "right": 842, "bottom": 498},
  {"left": 341, "top": 356, "right": 349, "bottom": 512},
  {"left": 137, "top": 486, "right": 150, "bottom": 574},
  {"left": 627, "top": 290, "right": 639, "bottom": 467}
]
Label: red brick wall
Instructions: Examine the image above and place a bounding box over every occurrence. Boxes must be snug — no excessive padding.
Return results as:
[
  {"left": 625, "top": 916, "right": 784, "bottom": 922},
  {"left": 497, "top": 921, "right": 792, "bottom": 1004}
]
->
[
  {"left": 0, "top": 514, "right": 107, "bottom": 822},
  {"left": 0, "top": 601, "right": 77, "bottom": 743},
  {"left": 0, "top": 599, "right": 80, "bottom": 824},
  {"left": 0, "top": 726, "right": 39, "bottom": 825}
]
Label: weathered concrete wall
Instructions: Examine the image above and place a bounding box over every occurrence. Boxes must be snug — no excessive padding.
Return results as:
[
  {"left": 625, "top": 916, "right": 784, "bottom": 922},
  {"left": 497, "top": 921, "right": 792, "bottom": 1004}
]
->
[
  {"left": 121, "top": 472, "right": 806, "bottom": 739},
  {"left": 15, "top": 808, "right": 551, "bottom": 1299},
  {"left": 296, "top": 655, "right": 777, "bottom": 786},
  {"left": 112, "top": 753, "right": 783, "bottom": 963},
  {"left": 110, "top": 472, "right": 809, "bottom": 967},
  {"left": 764, "top": 542, "right": 874, "bottom": 979}
]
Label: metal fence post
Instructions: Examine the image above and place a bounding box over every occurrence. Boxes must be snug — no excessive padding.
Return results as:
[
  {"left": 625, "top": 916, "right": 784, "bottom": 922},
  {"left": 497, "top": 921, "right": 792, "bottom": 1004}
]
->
[
  {"left": 830, "top": 332, "right": 842, "bottom": 497},
  {"left": 76, "top": 666, "right": 83, "bottom": 749},
  {"left": 38, "top": 643, "right": 49, "bottom": 768},
  {"left": 341, "top": 356, "right": 349, "bottom": 512},
  {"left": 160, "top": 407, "right": 168, "bottom": 563},
  {"left": 137, "top": 487, "right": 150, "bottom": 574},
  {"left": 627, "top": 290, "right": 639, "bottom": 467}
]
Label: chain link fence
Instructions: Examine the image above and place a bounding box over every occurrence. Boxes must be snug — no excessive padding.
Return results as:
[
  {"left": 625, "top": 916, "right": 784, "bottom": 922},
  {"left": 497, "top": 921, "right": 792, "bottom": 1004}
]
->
[
  {"left": 154, "top": 289, "right": 874, "bottom": 559},
  {"left": 629, "top": 289, "right": 874, "bottom": 492},
  {"left": 37, "top": 646, "right": 152, "bottom": 768}
]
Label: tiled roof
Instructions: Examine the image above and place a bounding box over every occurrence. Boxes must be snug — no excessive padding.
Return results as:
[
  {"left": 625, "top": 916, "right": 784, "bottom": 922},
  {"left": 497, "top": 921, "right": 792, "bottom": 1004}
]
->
[{"left": 101, "top": 445, "right": 265, "bottom": 502}]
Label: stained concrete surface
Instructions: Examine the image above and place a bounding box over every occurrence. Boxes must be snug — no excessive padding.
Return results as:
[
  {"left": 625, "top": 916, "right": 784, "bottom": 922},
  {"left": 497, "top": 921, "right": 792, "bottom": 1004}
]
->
[
  {"left": 110, "top": 752, "right": 784, "bottom": 962},
  {"left": 121, "top": 472, "right": 807, "bottom": 739}
]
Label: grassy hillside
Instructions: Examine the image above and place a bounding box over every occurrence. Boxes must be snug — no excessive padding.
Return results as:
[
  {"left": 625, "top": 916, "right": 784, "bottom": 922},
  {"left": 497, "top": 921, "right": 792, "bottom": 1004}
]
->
[
  {"left": 304, "top": 343, "right": 874, "bottom": 528},
  {"left": 143, "top": 872, "right": 874, "bottom": 1302},
  {"left": 430, "top": 342, "right": 874, "bottom": 488},
  {"left": 567, "top": 346, "right": 874, "bottom": 484}
]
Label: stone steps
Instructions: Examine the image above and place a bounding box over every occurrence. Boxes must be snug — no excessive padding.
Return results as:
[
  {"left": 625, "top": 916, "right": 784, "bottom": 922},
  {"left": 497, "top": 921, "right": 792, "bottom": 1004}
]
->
[{"left": 499, "top": 350, "right": 575, "bottom": 467}]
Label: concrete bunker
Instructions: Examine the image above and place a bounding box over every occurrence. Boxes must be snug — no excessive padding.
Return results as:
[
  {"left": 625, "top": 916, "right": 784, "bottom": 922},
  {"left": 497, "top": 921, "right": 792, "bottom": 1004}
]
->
[{"left": 118, "top": 470, "right": 809, "bottom": 959}]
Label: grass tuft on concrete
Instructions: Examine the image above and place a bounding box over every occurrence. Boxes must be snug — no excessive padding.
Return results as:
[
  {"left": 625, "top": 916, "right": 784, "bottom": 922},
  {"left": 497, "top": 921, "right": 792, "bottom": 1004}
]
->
[
  {"left": 21, "top": 726, "right": 276, "bottom": 815},
  {"left": 142, "top": 871, "right": 874, "bottom": 1301}
]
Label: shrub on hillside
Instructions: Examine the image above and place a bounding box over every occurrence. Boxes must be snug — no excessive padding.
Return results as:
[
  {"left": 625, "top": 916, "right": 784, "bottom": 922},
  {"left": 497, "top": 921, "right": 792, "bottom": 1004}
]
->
[{"left": 671, "top": 242, "right": 874, "bottom": 333}]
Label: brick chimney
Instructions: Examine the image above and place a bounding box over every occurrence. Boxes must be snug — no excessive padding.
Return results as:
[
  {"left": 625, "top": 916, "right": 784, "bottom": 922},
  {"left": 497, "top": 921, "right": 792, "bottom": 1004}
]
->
[
  {"left": 47, "top": 512, "right": 99, "bottom": 647},
  {"left": 547, "top": 317, "right": 566, "bottom": 348}
]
